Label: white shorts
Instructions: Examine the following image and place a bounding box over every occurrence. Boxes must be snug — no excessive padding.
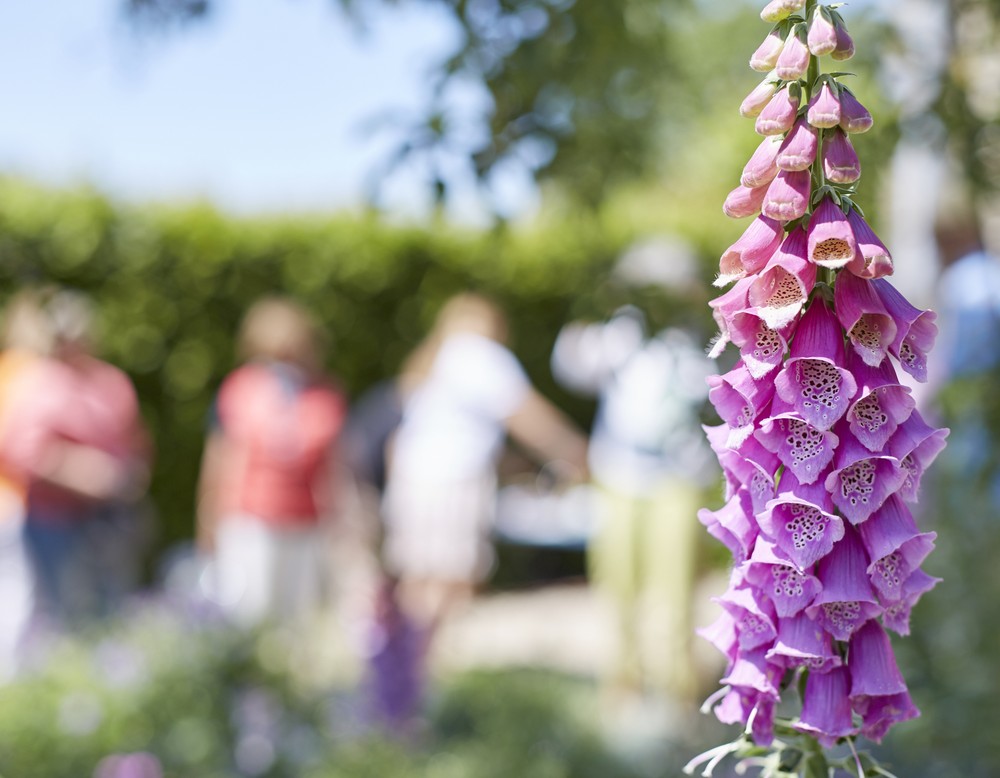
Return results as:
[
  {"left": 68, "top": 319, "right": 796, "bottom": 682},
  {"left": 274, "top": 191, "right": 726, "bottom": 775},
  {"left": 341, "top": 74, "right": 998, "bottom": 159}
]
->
[
  {"left": 213, "top": 515, "right": 324, "bottom": 627},
  {"left": 382, "top": 473, "right": 496, "bottom": 584}
]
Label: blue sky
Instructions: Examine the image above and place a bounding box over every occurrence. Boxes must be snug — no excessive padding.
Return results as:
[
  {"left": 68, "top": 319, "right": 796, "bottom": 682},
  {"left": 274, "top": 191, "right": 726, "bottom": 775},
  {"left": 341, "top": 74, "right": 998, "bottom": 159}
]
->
[{"left": 0, "top": 0, "right": 531, "bottom": 223}]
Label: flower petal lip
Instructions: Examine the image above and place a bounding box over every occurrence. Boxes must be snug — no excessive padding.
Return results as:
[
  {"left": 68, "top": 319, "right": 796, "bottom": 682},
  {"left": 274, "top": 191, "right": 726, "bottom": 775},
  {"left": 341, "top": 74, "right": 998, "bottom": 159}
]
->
[
  {"left": 808, "top": 196, "right": 858, "bottom": 269},
  {"left": 822, "top": 128, "right": 861, "bottom": 183},
  {"left": 871, "top": 279, "right": 939, "bottom": 381},
  {"left": 796, "top": 667, "right": 857, "bottom": 748},
  {"left": 776, "top": 119, "right": 818, "bottom": 172},
  {"left": 806, "top": 82, "right": 842, "bottom": 128},
  {"left": 844, "top": 348, "right": 916, "bottom": 453},
  {"left": 834, "top": 270, "right": 898, "bottom": 366},
  {"left": 747, "top": 227, "right": 817, "bottom": 328}
]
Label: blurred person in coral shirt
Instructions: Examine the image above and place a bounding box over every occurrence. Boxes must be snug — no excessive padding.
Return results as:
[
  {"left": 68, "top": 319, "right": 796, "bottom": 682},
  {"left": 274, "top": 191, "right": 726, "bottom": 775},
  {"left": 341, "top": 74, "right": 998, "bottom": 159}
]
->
[
  {"left": 197, "top": 297, "right": 348, "bottom": 628},
  {"left": 0, "top": 289, "right": 151, "bottom": 629}
]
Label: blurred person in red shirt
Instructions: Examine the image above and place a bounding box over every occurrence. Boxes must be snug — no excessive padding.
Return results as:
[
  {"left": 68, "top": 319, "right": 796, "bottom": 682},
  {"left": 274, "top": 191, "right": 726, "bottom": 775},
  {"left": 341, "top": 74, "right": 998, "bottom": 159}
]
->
[
  {"left": 196, "top": 297, "right": 347, "bottom": 628},
  {"left": 0, "top": 289, "right": 151, "bottom": 629}
]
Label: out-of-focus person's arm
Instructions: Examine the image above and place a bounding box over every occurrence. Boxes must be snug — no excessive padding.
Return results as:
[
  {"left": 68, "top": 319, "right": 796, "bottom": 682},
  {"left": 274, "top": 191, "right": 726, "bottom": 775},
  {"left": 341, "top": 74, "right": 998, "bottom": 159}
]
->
[
  {"left": 506, "top": 388, "right": 589, "bottom": 481},
  {"left": 195, "top": 431, "right": 229, "bottom": 555}
]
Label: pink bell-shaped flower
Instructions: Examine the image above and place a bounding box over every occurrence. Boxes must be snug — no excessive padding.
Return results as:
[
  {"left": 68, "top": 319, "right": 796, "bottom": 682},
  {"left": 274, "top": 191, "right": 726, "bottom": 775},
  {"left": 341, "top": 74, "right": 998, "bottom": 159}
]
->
[
  {"left": 846, "top": 209, "right": 894, "bottom": 279},
  {"left": 740, "top": 76, "right": 780, "bottom": 118},
  {"left": 808, "top": 196, "right": 858, "bottom": 269},
  {"left": 724, "top": 182, "right": 769, "bottom": 219},
  {"left": 831, "top": 14, "right": 856, "bottom": 61},
  {"left": 760, "top": 0, "right": 805, "bottom": 23},
  {"left": 807, "top": 6, "right": 838, "bottom": 56},
  {"left": 776, "top": 119, "right": 818, "bottom": 171},
  {"left": 775, "top": 27, "right": 811, "bottom": 81},
  {"left": 755, "top": 85, "right": 800, "bottom": 135},
  {"left": 796, "top": 667, "right": 858, "bottom": 747},
  {"left": 742, "top": 135, "right": 784, "bottom": 188},
  {"left": 751, "top": 28, "right": 786, "bottom": 72},
  {"left": 823, "top": 128, "right": 861, "bottom": 183},
  {"left": 839, "top": 88, "right": 873, "bottom": 133},
  {"left": 762, "top": 169, "right": 811, "bottom": 222},
  {"left": 807, "top": 82, "right": 842, "bottom": 128}
]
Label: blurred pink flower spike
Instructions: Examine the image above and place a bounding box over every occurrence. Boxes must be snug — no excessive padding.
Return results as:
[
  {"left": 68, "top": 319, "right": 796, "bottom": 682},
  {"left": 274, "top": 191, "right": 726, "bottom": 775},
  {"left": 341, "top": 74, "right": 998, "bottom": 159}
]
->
[
  {"left": 807, "top": 82, "right": 842, "bottom": 128},
  {"left": 823, "top": 128, "right": 862, "bottom": 183},
  {"left": 835, "top": 270, "right": 897, "bottom": 366},
  {"left": 751, "top": 28, "right": 786, "bottom": 72},
  {"left": 795, "top": 667, "right": 858, "bottom": 747},
  {"left": 808, "top": 196, "right": 858, "bottom": 269},
  {"left": 776, "top": 119, "right": 818, "bottom": 172},
  {"left": 748, "top": 227, "right": 816, "bottom": 328}
]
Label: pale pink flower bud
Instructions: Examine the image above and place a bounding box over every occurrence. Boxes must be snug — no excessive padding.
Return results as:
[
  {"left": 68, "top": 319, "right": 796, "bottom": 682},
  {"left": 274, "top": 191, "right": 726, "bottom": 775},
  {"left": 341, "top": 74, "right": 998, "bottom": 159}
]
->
[
  {"left": 839, "top": 89, "right": 874, "bottom": 134},
  {"left": 831, "top": 16, "right": 855, "bottom": 61},
  {"left": 742, "top": 136, "right": 784, "bottom": 188},
  {"left": 724, "top": 182, "right": 769, "bottom": 219},
  {"left": 775, "top": 28, "right": 810, "bottom": 81},
  {"left": 807, "top": 6, "right": 838, "bottom": 56},
  {"left": 807, "top": 83, "right": 842, "bottom": 128},
  {"left": 751, "top": 29, "right": 786, "bottom": 72},
  {"left": 762, "top": 169, "right": 811, "bottom": 222},
  {"left": 846, "top": 209, "right": 894, "bottom": 279},
  {"left": 741, "top": 77, "right": 780, "bottom": 118},
  {"left": 776, "top": 118, "right": 818, "bottom": 171},
  {"left": 761, "top": 0, "right": 805, "bottom": 23},
  {"left": 755, "top": 85, "right": 800, "bottom": 136},
  {"left": 808, "top": 196, "right": 858, "bottom": 268},
  {"left": 823, "top": 128, "right": 861, "bottom": 183}
]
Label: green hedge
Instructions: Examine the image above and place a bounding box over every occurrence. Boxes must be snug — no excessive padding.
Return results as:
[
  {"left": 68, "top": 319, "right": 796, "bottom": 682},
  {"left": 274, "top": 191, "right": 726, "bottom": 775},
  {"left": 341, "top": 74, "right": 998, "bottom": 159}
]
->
[{"left": 0, "top": 179, "right": 715, "bottom": 554}]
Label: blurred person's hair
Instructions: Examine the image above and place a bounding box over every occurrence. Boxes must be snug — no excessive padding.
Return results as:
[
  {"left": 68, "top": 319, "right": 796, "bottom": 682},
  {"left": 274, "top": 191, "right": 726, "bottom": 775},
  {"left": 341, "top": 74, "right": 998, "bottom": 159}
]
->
[
  {"left": 399, "top": 292, "right": 508, "bottom": 392},
  {"left": 2, "top": 288, "right": 55, "bottom": 354},
  {"left": 238, "top": 296, "right": 325, "bottom": 373}
]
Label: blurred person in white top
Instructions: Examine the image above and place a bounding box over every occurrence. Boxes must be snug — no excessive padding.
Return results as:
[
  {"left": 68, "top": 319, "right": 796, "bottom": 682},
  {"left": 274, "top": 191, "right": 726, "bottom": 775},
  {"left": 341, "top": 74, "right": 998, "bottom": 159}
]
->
[{"left": 382, "top": 293, "right": 588, "bottom": 645}]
